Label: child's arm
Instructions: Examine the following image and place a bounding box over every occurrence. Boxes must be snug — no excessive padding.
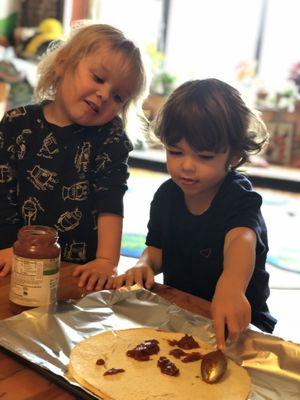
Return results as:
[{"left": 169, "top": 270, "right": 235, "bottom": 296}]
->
[
  {"left": 212, "top": 227, "right": 256, "bottom": 349},
  {"left": 72, "top": 213, "right": 122, "bottom": 291},
  {"left": 113, "top": 246, "right": 162, "bottom": 289},
  {"left": 0, "top": 114, "right": 22, "bottom": 251},
  {"left": 0, "top": 247, "right": 13, "bottom": 277}
]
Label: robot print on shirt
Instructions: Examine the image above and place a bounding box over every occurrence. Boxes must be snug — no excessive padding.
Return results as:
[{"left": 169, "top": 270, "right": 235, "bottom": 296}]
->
[
  {"left": 0, "top": 164, "right": 13, "bottom": 183},
  {"left": 15, "top": 129, "right": 32, "bottom": 159},
  {"left": 27, "top": 165, "right": 58, "bottom": 191},
  {"left": 22, "top": 196, "right": 44, "bottom": 224},
  {"left": 62, "top": 181, "right": 89, "bottom": 201},
  {"left": 37, "top": 133, "right": 59, "bottom": 159},
  {"left": 55, "top": 208, "right": 82, "bottom": 232},
  {"left": 74, "top": 142, "right": 91, "bottom": 173},
  {"left": 103, "top": 127, "right": 123, "bottom": 146},
  {"left": 3, "top": 106, "right": 27, "bottom": 123},
  {"left": 94, "top": 152, "right": 111, "bottom": 173},
  {"left": 63, "top": 241, "right": 87, "bottom": 262}
]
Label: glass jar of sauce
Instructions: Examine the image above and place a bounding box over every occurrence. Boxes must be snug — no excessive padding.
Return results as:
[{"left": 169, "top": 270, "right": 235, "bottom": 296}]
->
[{"left": 9, "top": 225, "right": 61, "bottom": 307}]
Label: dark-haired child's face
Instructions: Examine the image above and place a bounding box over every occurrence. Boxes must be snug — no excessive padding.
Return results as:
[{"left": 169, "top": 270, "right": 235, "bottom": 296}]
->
[
  {"left": 166, "top": 138, "right": 239, "bottom": 210},
  {"left": 48, "top": 46, "right": 135, "bottom": 127}
]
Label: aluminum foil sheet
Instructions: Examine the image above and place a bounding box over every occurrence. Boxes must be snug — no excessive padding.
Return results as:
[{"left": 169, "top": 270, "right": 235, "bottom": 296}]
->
[{"left": 0, "top": 286, "right": 299, "bottom": 399}]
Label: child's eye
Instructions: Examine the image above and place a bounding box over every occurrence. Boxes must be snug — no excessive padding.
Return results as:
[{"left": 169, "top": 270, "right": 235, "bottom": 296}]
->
[
  {"left": 198, "top": 154, "right": 215, "bottom": 160},
  {"left": 93, "top": 74, "right": 104, "bottom": 84},
  {"left": 114, "top": 94, "right": 124, "bottom": 103},
  {"left": 167, "top": 149, "right": 182, "bottom": 156}
]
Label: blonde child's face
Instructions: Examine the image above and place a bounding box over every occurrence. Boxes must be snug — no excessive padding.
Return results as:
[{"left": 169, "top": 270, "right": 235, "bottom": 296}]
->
[
  {"left": 166, "top": 138, "right": 239, "bottom": 206},
  {"left": 51, "top": 46, "right": 135, "bottom": 126}
]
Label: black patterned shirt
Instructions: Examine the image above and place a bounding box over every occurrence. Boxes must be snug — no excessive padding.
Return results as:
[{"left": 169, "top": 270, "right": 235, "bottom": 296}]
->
[{"left": 0, "top": 104, "right": 133, "bottom": 263}]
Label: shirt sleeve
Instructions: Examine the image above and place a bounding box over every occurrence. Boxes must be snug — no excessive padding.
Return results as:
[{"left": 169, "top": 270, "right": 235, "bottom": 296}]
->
[
  {"left": 91, "top": 118, "right": 133, "bottom": 217},
  {"left": 223, "top": 184, "right": 267, "bottom": 254},
  {"left": 224, "top": 188, "right": 263, "bottom": 234},
  {"left": 0, "top": 112, "right": 22, "bottom": 248},
  {"left": 145, "top": 185, "right": 164, "bottom": 249}
]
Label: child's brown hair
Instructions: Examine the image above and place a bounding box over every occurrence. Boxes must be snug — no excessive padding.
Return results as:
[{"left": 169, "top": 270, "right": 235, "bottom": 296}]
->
[{"left": 155, "top": 78, "right": 268, "bottom": 167}]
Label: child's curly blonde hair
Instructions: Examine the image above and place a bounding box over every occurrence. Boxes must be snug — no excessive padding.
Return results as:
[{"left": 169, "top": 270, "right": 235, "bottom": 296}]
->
[{"left": 35, "top": 23, "right": 149, "bottom": 126}]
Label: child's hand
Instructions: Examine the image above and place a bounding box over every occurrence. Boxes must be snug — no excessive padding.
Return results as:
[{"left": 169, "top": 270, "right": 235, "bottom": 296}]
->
[
  {"left": 0, "top": 247, "right": 13, "bottom": 277},
  {"left": 211, "top": 279, "right": 251, "bottom": 349},
  {"left": 113, "top": 266, "right": 155, "bottom": 290},
  {"left": 72, "top": 258, "right": 117, "bottom": 291}
]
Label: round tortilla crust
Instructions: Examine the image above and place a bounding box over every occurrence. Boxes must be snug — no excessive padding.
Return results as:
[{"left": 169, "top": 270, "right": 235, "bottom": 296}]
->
[{"left": 68, "top": 328, "right": 250, "bottom": 400}]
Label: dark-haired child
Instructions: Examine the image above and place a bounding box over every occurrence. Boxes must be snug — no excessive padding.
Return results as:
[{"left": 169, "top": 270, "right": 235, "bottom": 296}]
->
[{"left": 114, "top": 78, "right": 276, "bottom": 349}]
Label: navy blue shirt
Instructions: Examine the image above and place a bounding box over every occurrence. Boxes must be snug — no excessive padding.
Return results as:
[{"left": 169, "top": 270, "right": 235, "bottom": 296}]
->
[
  {"left": 146, "top": 171, "right": 276, "bottom": 333},
  {"left": 0, "top": 104, "right": 132, "bottom": 263}
]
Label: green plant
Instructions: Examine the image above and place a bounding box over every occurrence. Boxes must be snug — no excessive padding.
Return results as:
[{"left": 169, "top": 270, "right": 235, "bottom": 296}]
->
[
  {"left": 146, "top": 43, "right": 176, "bottom": 95},
  {"left": 158, "top": 71, "right": 176, "bottom": 84}
]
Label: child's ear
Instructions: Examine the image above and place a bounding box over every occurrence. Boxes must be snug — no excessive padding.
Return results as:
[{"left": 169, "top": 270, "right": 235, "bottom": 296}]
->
[
  {"left": 229, "top": 152, "right": 242, "bottom": 167},
  {"left": 54, "top": 51, "right": 66, "bottom": 77}
]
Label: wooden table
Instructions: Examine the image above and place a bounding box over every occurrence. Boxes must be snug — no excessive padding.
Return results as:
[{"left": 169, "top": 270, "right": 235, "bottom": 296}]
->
[{"left": 0, "top": 260, "right": 211, "bottom": 400}]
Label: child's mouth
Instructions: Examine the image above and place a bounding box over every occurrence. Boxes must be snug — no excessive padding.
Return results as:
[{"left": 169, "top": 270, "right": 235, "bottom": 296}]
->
[
  {"left": 180, "top": 177, "right": 198, "bottom": 185},
  {"left": 85, "top": 100, "right": 99, "bottom": 113}
]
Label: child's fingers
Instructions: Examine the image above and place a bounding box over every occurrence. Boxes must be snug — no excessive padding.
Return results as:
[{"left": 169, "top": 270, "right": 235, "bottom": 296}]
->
[
  {"left": 93, "top": 274, "right": 109, "bottom": 291},
  {"left": 86, "top": 271, "right": 113, "bottom": 291},
  {"left": 0, "top": 262, "right": 12, "bottom": 277},
  {"left": 72, "top": 265, "right": 84, "bottom": 277},
  {"left": 132, "top": 268, "right": 146, "bottom": 287},
  {"left": 213, "top": 315, "right": 226, "bottom": 350},
  {"left": 125, "top": 269, "right": 135, "bottom": 286},
  {"left": 104, "top": 275, "right": 115, "bottom": 290},
  {"left": 226, "top": 315, "right": 245, "bottom": 343},
  {"left": 113, "top": 275, "right": 125, "bottom": 289},
  {"left": 144, "top": 270, "right": 154, "bottom": 289},
  {"left": 227, "top": 322, "right": 240, "bottom": 343},
  {"left": 77, "top": 269, "right": 94, "bottom": 288}
]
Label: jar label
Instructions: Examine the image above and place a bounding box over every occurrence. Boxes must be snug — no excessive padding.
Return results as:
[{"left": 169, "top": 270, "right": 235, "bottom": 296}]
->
[{"left": 9, "top": 255, "right": 61, "bottom": 307}]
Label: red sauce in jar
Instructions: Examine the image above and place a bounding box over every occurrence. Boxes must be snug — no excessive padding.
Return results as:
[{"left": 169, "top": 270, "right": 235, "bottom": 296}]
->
[
  {"left": 10, "top": 225, "right": 61, "bottom": 307},
  {"left": 13, "top": 225, "right": 60, "bottom": 259}
]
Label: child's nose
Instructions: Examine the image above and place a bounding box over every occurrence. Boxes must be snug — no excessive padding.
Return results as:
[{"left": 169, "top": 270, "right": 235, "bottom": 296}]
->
[
  {"left": 96, "top": 84, "right": 110, "bottom": 101},
  {"left": 181, "top": 157, "right": 195, "bottom": 171}
]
